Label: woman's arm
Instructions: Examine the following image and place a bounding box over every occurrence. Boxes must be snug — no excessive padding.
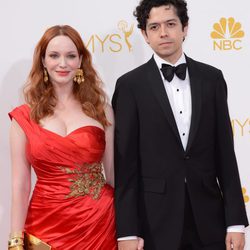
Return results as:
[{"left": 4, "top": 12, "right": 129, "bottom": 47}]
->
[
  {"left": 102, "top": 104, "right": 115, "bottom": 187},
  {"left": 10, "top": 119, "right": 31, "bottom": 233}
]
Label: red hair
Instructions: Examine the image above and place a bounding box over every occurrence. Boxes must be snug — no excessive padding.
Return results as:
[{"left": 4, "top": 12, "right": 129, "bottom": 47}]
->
[{"left": 24, "top": 25, "right": 109, "bottom": 127}]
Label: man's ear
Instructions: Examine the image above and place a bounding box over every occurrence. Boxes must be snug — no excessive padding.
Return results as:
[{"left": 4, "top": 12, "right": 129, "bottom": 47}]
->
[
  {"left": 141, "top": 29, "right": 150, "bottom": 44},
  {"left": 183, "top": 23, "right": 188, "bottom": 37}
]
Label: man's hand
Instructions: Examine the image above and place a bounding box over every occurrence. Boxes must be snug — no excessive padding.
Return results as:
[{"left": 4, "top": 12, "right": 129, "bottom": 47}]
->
[
  {"left": 226, "top": 232, "right": 245, "bottom": 250},
  {"left": 138, "top": 237, "right": 144, "bottom": 250},
  {"left": 118, "top": 238, "right": 144, "bottom": 250}
]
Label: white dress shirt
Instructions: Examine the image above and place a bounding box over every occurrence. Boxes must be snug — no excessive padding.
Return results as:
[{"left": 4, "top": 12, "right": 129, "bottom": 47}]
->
[
  {"left": 118, "top": 54, "right": 244, "bottom": 241},
  {"left": 154, "top": 53, "right": 191, "bottom": 150}
]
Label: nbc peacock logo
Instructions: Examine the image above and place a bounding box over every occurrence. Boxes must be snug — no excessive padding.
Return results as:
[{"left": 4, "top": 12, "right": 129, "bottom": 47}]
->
[
  {"left": 242, "top": 187, "right": 249, "bottom": 203},
  {"left": 210, "top": 17, "right": 244, "bottom": 51}
]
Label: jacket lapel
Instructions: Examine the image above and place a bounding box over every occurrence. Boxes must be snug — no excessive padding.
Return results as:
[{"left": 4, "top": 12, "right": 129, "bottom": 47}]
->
[
  {"left": 146, "top": 57, "right": 183, "bottom": 148},
  {"left": 145, "top": 55, "right": 202, "bottom": 152},
  {"left": 185, "top": 56, "right": 202, "bottom": 153}
]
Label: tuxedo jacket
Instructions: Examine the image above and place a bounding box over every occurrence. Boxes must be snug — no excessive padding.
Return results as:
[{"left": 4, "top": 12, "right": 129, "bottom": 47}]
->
[{"left": 112, "top": 55, "right": 248, "bottom": 250}]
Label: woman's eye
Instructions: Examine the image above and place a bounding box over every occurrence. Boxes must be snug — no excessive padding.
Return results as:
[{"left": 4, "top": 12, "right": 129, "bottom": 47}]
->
[
  {"left": 68, "top": 54, "right": 77, "bottom": 59},
  {"left": 49, "top": 54, "right": 58, "bottom": 58}
]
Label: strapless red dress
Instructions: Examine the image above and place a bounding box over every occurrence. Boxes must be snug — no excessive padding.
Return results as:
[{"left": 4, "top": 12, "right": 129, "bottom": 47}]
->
[{"left": 9, "top": 104, "right": 117, "bottom": 250}]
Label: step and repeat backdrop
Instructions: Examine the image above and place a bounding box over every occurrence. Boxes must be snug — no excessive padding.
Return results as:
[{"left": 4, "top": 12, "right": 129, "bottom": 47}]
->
[{"left": 0, "top": 0, "right": 249, "bottom": 248}]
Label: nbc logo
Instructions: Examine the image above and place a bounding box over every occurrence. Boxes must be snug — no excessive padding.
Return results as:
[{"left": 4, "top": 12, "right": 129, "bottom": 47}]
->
[
  {"left": 210, "top": 17, "right": 244, "bottom": 51},
  {"left": 242, "top": 187, "right": 249, "bottom": 203}
]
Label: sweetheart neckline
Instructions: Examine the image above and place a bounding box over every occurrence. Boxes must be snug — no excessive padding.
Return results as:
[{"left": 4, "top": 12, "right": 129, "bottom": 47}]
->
[
  {"left": 21, "top": 104, "right": 105, "bottom": 138},
  {"left": 40, "top": 125, "right": 105, "bottom": 138}
]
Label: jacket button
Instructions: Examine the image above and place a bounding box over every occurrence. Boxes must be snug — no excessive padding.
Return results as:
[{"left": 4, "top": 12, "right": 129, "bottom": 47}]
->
[{"left": 184, "top": 155, "right": 190, "bottom": 160}]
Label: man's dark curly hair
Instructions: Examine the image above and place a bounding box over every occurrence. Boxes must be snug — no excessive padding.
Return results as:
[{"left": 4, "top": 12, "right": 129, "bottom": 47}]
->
[{"left": 134, "top": 0, "right": 189, "bottom": 31}]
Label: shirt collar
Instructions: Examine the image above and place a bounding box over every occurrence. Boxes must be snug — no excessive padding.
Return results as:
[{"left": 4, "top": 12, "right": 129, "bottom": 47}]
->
[{"left": 153, "top": 53, "right": 186, "bottom": 70}]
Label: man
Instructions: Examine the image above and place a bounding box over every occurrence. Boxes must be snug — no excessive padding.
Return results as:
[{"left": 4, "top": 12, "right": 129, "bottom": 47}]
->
[{"left": 112, "top": 0, "right": 248, "bottom": 249}]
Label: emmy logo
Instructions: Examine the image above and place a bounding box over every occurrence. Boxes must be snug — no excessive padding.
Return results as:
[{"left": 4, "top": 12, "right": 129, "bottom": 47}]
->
[
  {"left": 85, "top": 21, "right": 135, "bottom": 53},
  {"left": 231, "top": 118, "right": 249, "bottom": 137},
  {"left": 118, "top": 20, "right": 134, "bottom": 52}
]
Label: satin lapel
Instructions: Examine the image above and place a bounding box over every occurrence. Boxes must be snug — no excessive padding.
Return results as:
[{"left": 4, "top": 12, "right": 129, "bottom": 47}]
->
[
  {"left": 146, "top": 57, "right": 183, "bottom": 147},
  {"left": 185, "top": 56, "right": 202, "bottom": 153}
]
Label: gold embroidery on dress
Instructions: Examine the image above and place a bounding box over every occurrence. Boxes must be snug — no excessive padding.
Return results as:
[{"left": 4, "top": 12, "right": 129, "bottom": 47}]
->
[{"left": 59, "top": 162, "right": 106, "bottom": 200}]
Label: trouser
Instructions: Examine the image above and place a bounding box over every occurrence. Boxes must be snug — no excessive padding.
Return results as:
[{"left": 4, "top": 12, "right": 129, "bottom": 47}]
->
[{"left": 179, "top": 185, "right": 226, "bottom": 250}]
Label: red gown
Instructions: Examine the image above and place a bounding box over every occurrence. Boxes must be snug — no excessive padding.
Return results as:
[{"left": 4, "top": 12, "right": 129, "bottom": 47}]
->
[{"left": 9, "top": 104, "right": 117, "bottom": 250}]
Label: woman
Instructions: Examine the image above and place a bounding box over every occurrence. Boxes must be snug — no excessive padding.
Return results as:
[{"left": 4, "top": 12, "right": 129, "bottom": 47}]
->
[{"left": 8, "top": 25, "right": 117, "bottom": 250}]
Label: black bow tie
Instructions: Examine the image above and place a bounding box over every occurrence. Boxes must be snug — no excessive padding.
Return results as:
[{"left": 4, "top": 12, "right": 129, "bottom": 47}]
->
[{"left": 160, "top": 63, "right": 187, "bottom": 82}]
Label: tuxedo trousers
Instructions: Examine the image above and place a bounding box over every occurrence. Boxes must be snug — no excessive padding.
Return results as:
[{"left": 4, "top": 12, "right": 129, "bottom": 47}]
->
[{"left": 179, "top": 185, "right": 226, "bottom": 250}]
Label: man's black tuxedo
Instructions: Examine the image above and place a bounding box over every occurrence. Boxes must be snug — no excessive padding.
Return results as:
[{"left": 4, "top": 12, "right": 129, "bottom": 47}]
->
[{"left": 112, "top": 56, "right": 248, "bottom": 250}]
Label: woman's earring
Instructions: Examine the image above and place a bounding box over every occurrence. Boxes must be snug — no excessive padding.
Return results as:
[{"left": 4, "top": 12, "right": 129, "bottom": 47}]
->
[
  {"left": 73, "top": 69, "right": 84, "bottom": 85},
  {"left": 43, "top": 68, "right": 48, "bottom": 83}
]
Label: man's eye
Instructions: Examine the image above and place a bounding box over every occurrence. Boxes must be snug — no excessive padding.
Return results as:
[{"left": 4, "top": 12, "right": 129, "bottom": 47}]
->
[
  {"left": 150, "top": 25, "right": 158, "bottom": 30},
  {"left": 168, "top": 23, "right": 176, "bottom": 27}
]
